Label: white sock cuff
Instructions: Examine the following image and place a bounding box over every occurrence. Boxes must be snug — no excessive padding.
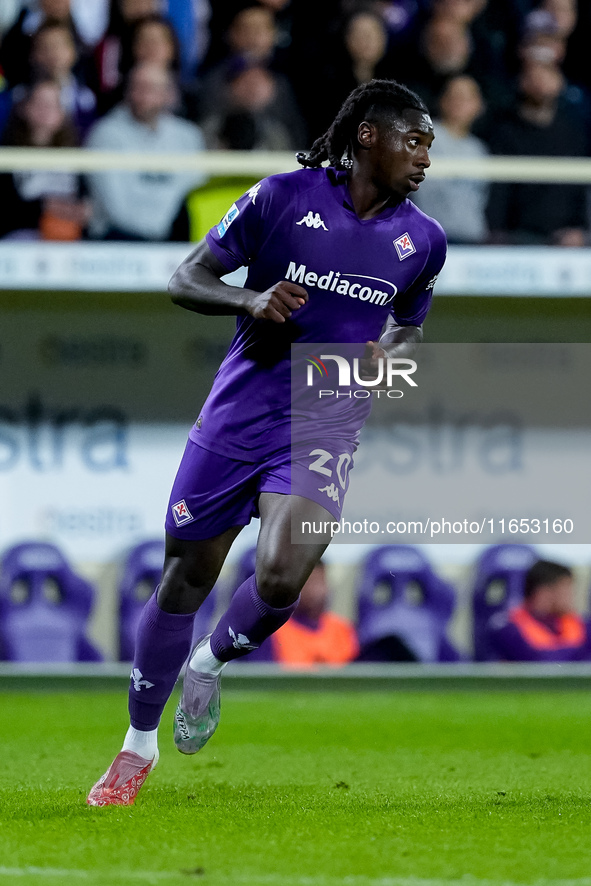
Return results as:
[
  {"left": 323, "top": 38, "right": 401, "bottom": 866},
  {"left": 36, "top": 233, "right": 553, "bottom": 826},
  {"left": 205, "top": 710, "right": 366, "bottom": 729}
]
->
[
  {"left": 122, "top": 725, "right": 159, "bottom": 759},
  {"left": 189, "top": 637, "right": 227, "bottom": 676}
]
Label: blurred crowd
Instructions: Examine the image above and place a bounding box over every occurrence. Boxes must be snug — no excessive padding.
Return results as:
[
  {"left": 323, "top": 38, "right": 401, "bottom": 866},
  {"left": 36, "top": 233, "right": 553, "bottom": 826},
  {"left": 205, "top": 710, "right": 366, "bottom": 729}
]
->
[{"left": 0, "top": 0, "right": 589, "bottom": 244}]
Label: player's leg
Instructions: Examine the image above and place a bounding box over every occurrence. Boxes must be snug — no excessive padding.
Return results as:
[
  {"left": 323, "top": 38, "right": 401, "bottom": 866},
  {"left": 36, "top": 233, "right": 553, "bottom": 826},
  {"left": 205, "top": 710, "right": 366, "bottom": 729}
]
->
[
  {"left": 127, "top": 527, "right": 243, "bottom": 732},
  {"left": 87, "top": 526, "right": 241, "bottom": 806},
  {"left": 174, "top": 493, "right": 331, "bottom": 754},
  {"left": 209, "top": 492, "right": 330, "bottom": 654},
  {"left": 88, "top": 439, "right": 269, "bottom": 804}
]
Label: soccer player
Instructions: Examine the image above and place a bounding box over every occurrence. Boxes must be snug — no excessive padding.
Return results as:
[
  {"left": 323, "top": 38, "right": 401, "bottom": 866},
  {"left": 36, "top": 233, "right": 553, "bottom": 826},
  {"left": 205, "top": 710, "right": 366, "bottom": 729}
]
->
[{"left": 87, "top": 78, "right": 447, "bottom": 806}]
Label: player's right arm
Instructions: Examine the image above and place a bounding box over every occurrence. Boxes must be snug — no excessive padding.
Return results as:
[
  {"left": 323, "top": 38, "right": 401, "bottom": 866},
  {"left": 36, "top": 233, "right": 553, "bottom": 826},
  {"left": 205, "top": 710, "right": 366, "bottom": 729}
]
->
[
  {"left": 168, "top": 240, "right": 308, "bottom": 323},
  {"left": 168, "top": 239, "right": 307, "bottom": 323},
  {"left": 170, "top": 176, "right": 309, "bottom": 323}
]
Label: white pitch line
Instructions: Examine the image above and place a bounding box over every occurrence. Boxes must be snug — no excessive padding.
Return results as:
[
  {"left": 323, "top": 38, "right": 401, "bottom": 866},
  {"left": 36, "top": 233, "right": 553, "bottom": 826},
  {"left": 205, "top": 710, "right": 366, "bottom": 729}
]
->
[
  {"left": 0, "top": 870, "right": 175, "bottom": 882},
  {"left": 2, "top": 872, "right": 591, "bottom": 886}
]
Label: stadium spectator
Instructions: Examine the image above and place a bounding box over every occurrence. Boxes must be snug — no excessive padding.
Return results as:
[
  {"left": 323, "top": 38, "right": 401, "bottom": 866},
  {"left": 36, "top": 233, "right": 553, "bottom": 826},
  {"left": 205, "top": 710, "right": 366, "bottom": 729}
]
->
[
  {"left": 0, "top": 79, "right": 89, "bottom": 241},
  {"left": 341, "top": 10, "right": 391, "bottom": 88},
  {"left": 486, "top": 58, "right": 589, "bottom": 246},
  {"left": 93, "top": 0, "right": 161, "bottom": 112},
  {"left": 308, "top": 10, "right": 392, "bottom": 141},
  {"left": 404, "top": 15, "right": 474, "bottom": 112},
  {"left": 430, "top": 0, "right": 487, "bottom": 26},
  {"left": 201, "top": 64, "right": 304, "bottom": 151},
  {"left": 519, "top": 15, "right": 568, "bottom": 68},
  {"left": 0, "top": 0, "right": 84, "bottom": 87},
  {"left": 196, "top": 5, "right": 301, "bottom": 128},
  {"left": 85, "top": 63, "right": 206, "bottom": 241},
  {"left": 485, "top": 560, "right": 591, "bottom": 662},
  {"left": 131, "top": 14, "right": 180, "bottom": 73},
  {"left": 364, "top": 0, "right": 427, "bottom": 51},
  {"left": 413, "top": 74, "right": 489, "bottom": 243},
  {"left": 203, "top": 0, "right": 293, "bottom": 74},
  {"left": 559, "top": 0, "right": 591, "bottom": 92},
  {"left": 525, "top": 0, "right": 577, "bottom": 44},
  {"left": 207, "top": 4, "right": 279, "bottom": 74},
  {"left": 164, "top": 0, "right": 211, "bottom": 81},
  {"left": 69, "top": 0, "right": 111, "bottom": 48},
  {"left": 404, "top": 1, "right": 512, "bottom": 114},
  {"left": 517, "top": 12, "right": 591, "bottom": 135},
  {"left": 255, "top": 563, "right": 359, "bottom": 668},
  {"left": 30, "top": 21, "right": 97, "bottom": 137},
  {"left": 129, "top": 13, "right": 203, "bottom": 120}
]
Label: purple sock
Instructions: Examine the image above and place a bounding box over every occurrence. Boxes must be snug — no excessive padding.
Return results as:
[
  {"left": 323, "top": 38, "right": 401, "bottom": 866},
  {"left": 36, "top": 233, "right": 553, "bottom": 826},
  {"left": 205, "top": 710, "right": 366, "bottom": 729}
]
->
[
  {"left": 210, "top": 574, "right": 298, "bottom": 661},
  {"left": 128, "top": 592, "right": 195, "bottom": 730}
]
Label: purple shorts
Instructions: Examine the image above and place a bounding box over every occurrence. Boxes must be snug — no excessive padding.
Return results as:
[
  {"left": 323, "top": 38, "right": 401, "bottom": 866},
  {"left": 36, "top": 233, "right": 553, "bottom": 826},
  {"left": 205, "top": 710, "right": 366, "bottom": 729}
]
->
[{"left": 165, "top": 438, "right": 354, "bottom": 540}]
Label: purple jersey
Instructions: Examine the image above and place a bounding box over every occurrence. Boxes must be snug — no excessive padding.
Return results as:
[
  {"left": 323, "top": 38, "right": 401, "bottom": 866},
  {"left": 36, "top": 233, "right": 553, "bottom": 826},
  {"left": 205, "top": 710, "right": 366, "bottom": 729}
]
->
[{"left": 193, "top": 167, "right": 447, "bottom": 460}]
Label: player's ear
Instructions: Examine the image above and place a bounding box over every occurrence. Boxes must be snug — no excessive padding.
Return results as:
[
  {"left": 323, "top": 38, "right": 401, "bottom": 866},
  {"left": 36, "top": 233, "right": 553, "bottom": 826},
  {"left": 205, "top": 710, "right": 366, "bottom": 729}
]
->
[{"left": 357, "top": 120, "right": 376, "bottom": 149}]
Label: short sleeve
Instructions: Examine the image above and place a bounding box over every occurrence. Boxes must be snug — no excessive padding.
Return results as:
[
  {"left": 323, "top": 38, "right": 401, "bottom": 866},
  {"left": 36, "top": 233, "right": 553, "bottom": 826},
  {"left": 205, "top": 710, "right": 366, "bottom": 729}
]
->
[
  {"left": 390, "top": 221, "right": 447, "bottom": 326},
  {"left": 205, "top": 178, "right": 273, "bottom": 273}
]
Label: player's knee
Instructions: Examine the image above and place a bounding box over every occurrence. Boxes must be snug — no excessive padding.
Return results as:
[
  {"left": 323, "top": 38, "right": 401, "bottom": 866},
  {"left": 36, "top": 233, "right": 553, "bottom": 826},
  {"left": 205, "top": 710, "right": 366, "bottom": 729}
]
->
[
  {"left": 256, "top": 564, "right": 301, "bottom": 608},
  {"left": 157, "top": 563, "right": 217, "bottom": 614}
]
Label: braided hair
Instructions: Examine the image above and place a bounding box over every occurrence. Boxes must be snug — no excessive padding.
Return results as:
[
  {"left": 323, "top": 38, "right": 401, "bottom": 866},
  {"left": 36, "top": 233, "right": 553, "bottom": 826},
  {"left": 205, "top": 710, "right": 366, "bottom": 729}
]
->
[{"left": 296, "top": 79, "right": 428, "bottom": 170}]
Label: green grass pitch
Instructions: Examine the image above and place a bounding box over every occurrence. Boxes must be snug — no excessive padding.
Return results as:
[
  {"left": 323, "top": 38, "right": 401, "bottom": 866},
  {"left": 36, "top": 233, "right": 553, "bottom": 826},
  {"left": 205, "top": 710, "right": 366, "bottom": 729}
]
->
[{"left": 1, "top": 688, "right": 591, "bottom": 886}]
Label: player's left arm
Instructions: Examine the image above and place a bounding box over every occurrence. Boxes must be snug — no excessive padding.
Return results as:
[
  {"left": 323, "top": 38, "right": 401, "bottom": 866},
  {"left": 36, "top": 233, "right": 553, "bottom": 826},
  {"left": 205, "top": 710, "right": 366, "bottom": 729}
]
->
[{"left": 378, "top": 318, "right": 423, "bottom": 358}]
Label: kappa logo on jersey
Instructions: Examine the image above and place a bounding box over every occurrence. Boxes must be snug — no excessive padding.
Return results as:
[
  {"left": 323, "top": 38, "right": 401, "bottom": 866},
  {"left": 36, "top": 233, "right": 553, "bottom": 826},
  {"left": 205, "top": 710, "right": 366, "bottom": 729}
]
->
[
  {"left": 394, "top": 232, "right": 416, "bottom": 260},
  {"left": 318, "top": 483, "right": 340, "bottom": 504},
  {"left": 217, "top": 203, "right": 240, "bottom": 237},
  {"left": 296, "top": 211, "right": 328, "bottom": 230},
  {"left": 426, "top": 274, "right": 439, "bottom": 290},
  {"left": 172, "top": 499, "right": 194, "bottom": 526},
  {"left": 247, "top": 183, "right": 262, "bottom": 204}
]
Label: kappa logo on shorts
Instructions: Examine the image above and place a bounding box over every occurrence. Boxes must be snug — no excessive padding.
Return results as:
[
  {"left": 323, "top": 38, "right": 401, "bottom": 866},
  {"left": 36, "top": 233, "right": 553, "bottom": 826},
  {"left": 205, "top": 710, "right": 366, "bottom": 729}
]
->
[
  {"left": 172, "top": 499, "right": 194, "bottom": 526},
  {"left": 318, "top": 483, "right": 340, "bottom": 505},
  {"left": 394, "top": 232, "right": 416, "bottom": 260}
]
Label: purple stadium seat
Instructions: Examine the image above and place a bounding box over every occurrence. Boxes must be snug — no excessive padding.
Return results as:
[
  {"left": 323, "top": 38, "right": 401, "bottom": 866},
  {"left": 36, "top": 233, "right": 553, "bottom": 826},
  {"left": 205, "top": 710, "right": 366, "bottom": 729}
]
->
[
  {"left": 356, "top": 546, "right": 460, "bottom": 662},
  {"left": 0, "top": 542, "right": 102, "bottom": 662},
  {"left": 119, "top": 540, "right": 165, "bottom": 661},
  {"left": 472, "top": 543, "right": 539, "bottom": 661},
  {"left": 118, "top": 540, "right": 217, "bottom": 661}
]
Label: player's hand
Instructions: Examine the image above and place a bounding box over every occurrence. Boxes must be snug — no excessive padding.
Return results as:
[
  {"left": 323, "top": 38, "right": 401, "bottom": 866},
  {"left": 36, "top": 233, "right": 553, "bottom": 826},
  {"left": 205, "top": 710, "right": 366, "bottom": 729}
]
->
[
  {"left": 358, "top": 340, "right": 388, "bottom": 387},
  {"left": 247, "top": 281, "right": 308, "bottom": 323}
]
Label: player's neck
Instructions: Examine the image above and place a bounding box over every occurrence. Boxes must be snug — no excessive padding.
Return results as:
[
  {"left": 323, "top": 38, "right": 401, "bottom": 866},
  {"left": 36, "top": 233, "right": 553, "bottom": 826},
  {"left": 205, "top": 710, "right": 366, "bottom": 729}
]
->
[{"left": 347, "top": 175, "right": 401, "bottom": 220}]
